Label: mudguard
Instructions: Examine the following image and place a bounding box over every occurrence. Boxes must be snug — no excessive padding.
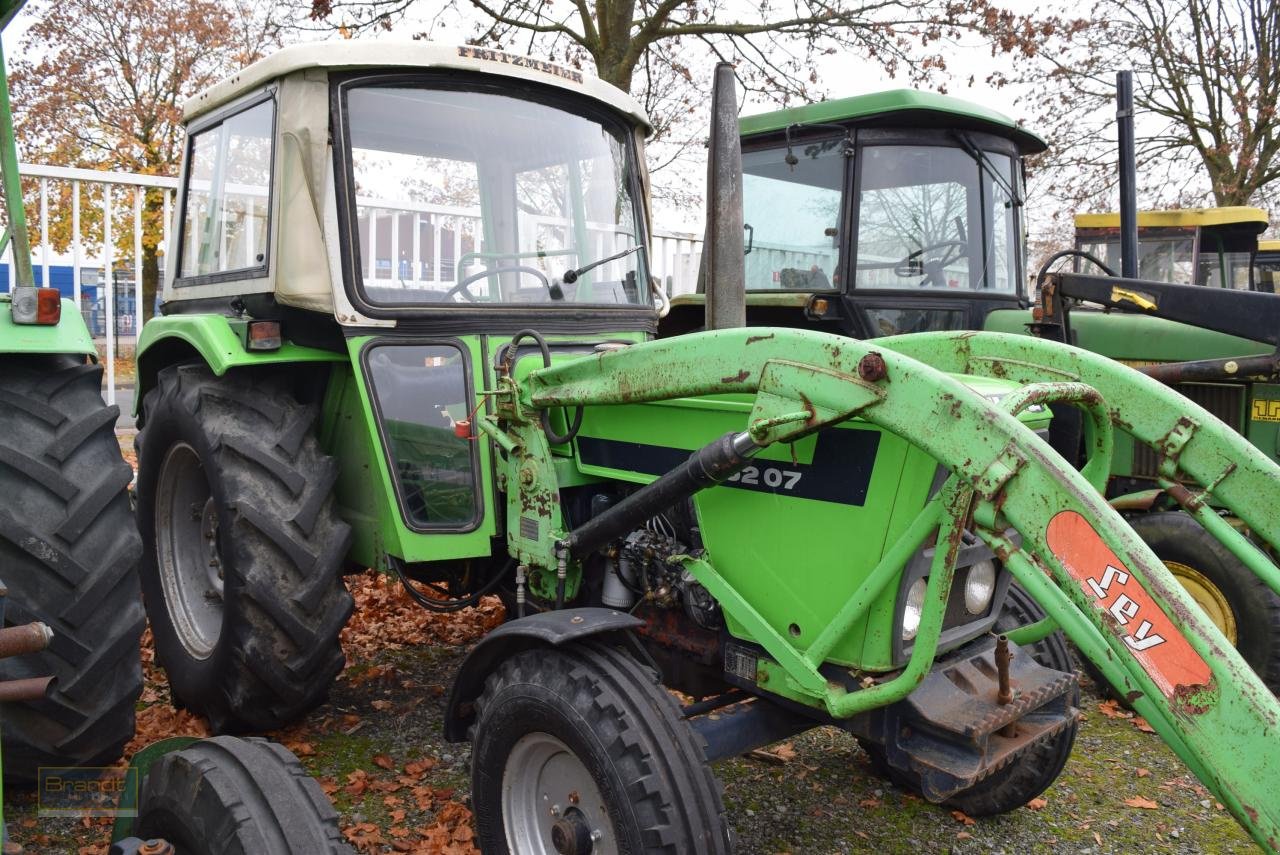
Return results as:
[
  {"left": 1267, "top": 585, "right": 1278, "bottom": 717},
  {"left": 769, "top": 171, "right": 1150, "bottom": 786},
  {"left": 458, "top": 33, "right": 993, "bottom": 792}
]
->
[{"left": 443, "top": 607, "right": 643, "bottom": 741}]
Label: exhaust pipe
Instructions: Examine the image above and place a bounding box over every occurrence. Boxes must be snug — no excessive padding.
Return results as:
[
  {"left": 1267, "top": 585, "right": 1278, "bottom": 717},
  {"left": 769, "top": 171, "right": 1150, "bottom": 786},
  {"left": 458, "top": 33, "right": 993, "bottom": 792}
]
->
[
  {"left": 699, "top": 62, "right": 746, "bottom": 330},
  {"left": 1116, "top": 70, "right": 1139, "bottom": 279}
]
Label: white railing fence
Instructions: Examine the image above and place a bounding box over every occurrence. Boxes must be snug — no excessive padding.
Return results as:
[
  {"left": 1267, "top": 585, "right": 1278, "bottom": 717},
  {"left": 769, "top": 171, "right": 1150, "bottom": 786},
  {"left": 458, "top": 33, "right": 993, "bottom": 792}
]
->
[{"left": 1, "top": 163, "right": 178, "bottom": 408}]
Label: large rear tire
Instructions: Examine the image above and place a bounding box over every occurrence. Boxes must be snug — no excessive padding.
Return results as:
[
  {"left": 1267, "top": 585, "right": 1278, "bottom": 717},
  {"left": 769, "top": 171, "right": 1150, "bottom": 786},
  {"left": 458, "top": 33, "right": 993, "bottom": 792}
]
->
[
  {"left": 861, "top": 584, "right": 1080, "bottom": 816},
  {"left": 136, "top": 364, "right": 353, "bottom": 732},
  {"left": 0, "top": 355, "right": 144, "bottom": 782},
  {"left": 470, "top": 641, "right": 732, "bottom": 854},
  {"left": 135, "top": 735, "right": 353, "bottom": 855},
  {"left": 1129, "top": 511, "right": 1280, "bottom": 693}
]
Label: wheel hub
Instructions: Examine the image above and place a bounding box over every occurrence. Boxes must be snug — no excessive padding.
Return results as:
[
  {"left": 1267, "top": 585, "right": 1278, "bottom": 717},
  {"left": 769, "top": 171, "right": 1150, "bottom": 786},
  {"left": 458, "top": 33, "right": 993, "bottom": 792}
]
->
[
  {"left": 1166, "top": 560, "right": 1238, "bottom": 645},
  {"left": 155, "top": 443, "right": 225, "bottom": 660},
  {"left": 550, "top": 808, "right": 594, "bottom": 855},
  {"left": 502, "top": 732, "right": 614, "bottom": 855}
]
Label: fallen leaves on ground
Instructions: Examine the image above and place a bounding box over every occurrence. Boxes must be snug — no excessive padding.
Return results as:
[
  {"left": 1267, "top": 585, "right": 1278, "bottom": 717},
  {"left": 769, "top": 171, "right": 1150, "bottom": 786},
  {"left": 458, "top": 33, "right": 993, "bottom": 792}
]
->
[
  {"left": 340, "top": 570, "right": 504, "bottom": 661},
  {"left": 1026, "top": 797, "right": 1048, "bottom": 811},
  {"left": 1124, "top": 796, "right": 1161, "bottom": 810},
  {"left": 951, "top": 809, "right": 976, "bottom": 826}
]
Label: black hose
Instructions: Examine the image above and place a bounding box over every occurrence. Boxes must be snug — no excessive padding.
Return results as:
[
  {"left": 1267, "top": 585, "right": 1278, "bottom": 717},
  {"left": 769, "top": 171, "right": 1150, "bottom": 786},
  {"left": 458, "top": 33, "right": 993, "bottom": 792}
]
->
[
  {"left": 392, "top": 557, "right": 512, "bottom": 613},
  {"left": 1036, "top": 249, "right": 1116, "bottom": 293},
  {"left": 501, "top": 328, "right": 584, "bottom": 446}
]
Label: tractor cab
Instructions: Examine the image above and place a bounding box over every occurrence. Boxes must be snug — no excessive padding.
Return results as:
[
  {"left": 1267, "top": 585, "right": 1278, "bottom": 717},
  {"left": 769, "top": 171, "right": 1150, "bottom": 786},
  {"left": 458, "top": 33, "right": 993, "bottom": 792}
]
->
[
  {"left": 161, "top": 42, "right": 656, "bottom": 327},
  {"left": 661, "top": 89, "right": 1043, "bottom": 338},
  {"left": 1073, "top": 207, "right": 1269, "bottom": 290}
]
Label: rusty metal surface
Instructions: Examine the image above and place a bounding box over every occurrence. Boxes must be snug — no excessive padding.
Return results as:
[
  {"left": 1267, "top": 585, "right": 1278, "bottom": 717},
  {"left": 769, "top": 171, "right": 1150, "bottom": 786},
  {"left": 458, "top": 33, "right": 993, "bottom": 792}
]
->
[
  {"left": 0, "top": 675, "right": 51, "bottom": 702},
  {"left": 1139, "top": 352, "right": 1280, "bottom": 385},
  {"left": 0, "top": 621, "right": 51, "bottom": 659}
]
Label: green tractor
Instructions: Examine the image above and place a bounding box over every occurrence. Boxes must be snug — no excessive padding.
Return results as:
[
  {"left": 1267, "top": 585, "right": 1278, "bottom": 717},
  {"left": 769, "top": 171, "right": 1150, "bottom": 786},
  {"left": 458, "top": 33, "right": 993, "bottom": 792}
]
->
[
  {"left": 676, "top": 87, "right": 1280, "bottom": 697},
  {"left": 135, "top": 47, "right": 1280, "bottom": 852},
  {"left": 0, "top": 0, "right": 144, "bottom": 782}
]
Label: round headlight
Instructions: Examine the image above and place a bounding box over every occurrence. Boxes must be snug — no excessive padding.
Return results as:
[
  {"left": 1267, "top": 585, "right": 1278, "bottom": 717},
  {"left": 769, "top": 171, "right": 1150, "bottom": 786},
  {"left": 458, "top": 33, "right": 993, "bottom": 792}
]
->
[
  {"left": 902, "top": 577, "right": 928, "bottom": 641},
  {"left": 965, "top": 560, "right": 997, "bottom": 615}
]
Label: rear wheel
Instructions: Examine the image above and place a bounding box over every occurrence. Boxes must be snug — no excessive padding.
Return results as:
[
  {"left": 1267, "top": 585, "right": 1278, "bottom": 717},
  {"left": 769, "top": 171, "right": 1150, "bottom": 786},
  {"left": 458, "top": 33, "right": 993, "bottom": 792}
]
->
[
  {"left": 136, "top": 364, "right": 353, "bottom": 732},
  {"left": 0, "top": 355, "right": 143, "bottom": 782},
  {"left": 861, "top": 583, "right": 1080, "bottom": 816},
  {"left": 470, "top": 642, "right": 731, "bottom": 854},
  {"left": 1129, "top": 511, "right": 1280, "bottom": 693},
  {"left": 134, "top": 735, "right": 352, "bottom": 855}
]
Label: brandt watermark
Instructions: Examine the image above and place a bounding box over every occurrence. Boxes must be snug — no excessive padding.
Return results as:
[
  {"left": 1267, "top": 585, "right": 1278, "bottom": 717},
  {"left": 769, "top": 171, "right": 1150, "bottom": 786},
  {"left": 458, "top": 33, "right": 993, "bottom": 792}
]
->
[{"left": 37, "top": 766, "right": 138, "bottom": 817}]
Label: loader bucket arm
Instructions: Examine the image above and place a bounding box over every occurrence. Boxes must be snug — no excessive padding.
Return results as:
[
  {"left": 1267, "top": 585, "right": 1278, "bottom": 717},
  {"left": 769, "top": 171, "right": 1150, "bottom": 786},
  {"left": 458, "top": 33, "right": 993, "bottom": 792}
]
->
[{"left": 521, "top": 327, "right": 1280, "bottom": 852}]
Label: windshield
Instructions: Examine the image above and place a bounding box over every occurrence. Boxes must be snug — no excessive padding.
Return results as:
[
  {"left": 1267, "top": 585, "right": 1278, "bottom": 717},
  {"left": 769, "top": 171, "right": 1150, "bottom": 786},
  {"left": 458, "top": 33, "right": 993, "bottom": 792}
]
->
[
  {"left": 741, "top": 138, "right": 843, "bottom": 291},
  {"left": 855, "top": 145, "right": 1019, "bottom": 292},
  {"left": 345, "top": 84, "right": 648, "bottom": 307}
]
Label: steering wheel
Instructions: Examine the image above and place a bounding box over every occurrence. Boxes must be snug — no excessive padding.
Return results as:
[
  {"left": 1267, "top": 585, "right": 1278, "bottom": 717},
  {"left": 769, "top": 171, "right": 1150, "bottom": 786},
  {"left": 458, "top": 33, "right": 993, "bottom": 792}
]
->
[
  {"left": 445, "top": 264, "right": 553, "bottom": 302},
  {"left": 893, "top": 240, "right": 967, "bottom": 289}
]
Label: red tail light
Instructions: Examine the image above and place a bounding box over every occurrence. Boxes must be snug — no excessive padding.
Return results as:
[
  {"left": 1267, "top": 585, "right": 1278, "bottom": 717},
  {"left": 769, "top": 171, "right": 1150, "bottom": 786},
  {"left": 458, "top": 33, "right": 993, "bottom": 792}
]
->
[
  {"left": 9, "top": 286, "right": 61, "bottom": 325},
  {"left": 35, "top": 288, "right": 60, "bottom": 325}
]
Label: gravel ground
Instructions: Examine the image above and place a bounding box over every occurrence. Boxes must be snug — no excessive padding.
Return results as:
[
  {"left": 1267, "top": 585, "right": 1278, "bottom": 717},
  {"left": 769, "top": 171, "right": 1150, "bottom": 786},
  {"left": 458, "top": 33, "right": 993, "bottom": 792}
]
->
[{"left": 2, "top": 585, "right": 1257, "bottom": 854}]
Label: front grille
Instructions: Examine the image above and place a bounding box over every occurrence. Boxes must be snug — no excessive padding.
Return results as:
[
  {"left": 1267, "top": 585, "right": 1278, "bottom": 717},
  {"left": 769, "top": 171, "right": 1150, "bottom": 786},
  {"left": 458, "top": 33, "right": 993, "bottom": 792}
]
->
[{"left": 1132, "top": 382, "right": 1243, "bottom": 477}]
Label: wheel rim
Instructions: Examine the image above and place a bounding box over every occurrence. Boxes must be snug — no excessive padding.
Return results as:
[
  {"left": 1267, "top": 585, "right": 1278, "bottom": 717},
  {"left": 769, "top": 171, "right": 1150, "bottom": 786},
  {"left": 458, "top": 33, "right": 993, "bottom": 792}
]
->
[
  {"left": 502, "top": 732, "right": 617, "bottom": 855},
  {"left": 154, "top": 442, "right": 225, "bottom": 659},
  {"left": 1167, "top": 560, "right": 1238, "bottom": 645}
]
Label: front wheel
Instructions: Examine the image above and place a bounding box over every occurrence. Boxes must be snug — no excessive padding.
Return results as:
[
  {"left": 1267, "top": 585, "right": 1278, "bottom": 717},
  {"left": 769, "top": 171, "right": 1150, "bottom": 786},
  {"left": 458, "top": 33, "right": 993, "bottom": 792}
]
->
[
  {"left": 470, "top": 642, "right": 731, "bottom": 854},
  {"left": 134, "top": 736, "right": 352, "bottom": 855}
]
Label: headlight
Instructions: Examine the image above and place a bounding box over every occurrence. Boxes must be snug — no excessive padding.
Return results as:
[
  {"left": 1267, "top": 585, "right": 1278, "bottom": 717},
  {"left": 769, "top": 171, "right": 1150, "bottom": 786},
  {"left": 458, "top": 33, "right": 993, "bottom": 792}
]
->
[
  {"left": 965, "top": 560, "right": 997, "bottom": 615},
  {"left": 902, "top": 577, "right": 928, "bottom": 641}
]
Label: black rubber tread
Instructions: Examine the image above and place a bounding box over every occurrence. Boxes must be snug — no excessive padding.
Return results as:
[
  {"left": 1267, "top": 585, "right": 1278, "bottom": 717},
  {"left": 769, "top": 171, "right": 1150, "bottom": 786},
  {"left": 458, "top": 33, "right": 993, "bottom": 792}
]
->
[
  {"left": 1129, "top": 511, "right": 1280, "bottom": 694},
  {"left": 0, "top": 355, "right": 144, "bottom": 782},
  {"left": 471, "top": 641, "right": 732, "bottom": 854},
  {"left": 135, "top": 364, "right": 353, "bottom": 732},
  {"left": 135, "top": 735, "right": 353, "bottom": 855},
  {"left": 861, "top": 583, "right": 1080, "bottom": 816}
]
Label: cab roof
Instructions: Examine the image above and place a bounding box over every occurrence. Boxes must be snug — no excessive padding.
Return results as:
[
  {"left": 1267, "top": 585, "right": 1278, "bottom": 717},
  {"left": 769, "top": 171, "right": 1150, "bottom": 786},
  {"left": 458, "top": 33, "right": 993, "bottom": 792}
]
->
[
  {"left": 1074, "top": 207, "right": 1269, "bottom": 233},
  {"left": 183, "top": 41, "right": 651, "bottom": 132},
  {"left": 738, "top": 88, "right": 1046, "bottom": 154}
]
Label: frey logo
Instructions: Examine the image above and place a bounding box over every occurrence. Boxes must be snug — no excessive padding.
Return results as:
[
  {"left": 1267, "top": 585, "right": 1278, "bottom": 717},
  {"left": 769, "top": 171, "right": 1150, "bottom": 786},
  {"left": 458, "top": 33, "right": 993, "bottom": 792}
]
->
[{"left": 1046, "top": 510, "right": 1213, "bottom": 698}]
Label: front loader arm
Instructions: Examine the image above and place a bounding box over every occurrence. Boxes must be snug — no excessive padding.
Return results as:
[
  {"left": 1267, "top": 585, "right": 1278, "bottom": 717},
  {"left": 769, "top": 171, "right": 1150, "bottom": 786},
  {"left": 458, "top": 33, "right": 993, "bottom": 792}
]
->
[{"left": 521, "top": 327, "right": 1280, "bottom": 852}]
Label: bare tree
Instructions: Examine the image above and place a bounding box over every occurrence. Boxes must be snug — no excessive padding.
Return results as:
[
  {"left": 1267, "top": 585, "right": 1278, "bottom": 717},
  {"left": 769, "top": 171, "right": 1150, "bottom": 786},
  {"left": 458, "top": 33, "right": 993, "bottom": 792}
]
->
[{"left": 1011, "top": 0, "right": 1278, "bottom": 225}]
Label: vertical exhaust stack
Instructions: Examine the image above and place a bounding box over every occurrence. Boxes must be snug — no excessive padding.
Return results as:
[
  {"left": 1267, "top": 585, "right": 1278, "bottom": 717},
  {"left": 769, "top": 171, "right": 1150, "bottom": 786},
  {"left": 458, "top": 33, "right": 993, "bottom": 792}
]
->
[
  {"left": 700, "top": 62, "right": 746, "bottom": 330},
  {"left": 1116, "top": 70, "right": 1139, "bottom": 279}
]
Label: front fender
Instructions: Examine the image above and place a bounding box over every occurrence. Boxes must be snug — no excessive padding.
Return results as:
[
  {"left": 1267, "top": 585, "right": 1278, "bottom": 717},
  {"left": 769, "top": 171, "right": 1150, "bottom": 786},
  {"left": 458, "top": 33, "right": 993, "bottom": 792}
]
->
[{"left": 443, "top": 608, "right": 643, "bottom": 742}]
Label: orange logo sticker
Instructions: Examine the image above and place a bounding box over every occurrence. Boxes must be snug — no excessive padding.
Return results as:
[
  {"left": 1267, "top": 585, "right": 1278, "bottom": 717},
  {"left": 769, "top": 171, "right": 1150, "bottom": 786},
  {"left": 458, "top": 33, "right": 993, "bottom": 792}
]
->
[{"left": 1046, "top": 510, "right": 1212, "bottom": 697}]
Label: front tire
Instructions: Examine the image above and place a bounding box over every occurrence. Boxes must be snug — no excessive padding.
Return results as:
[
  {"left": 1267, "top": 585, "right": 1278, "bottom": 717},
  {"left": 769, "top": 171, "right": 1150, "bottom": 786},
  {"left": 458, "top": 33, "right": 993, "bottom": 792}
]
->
[
  {"left": 136, "top": 365, "right": 353, "bottom": 732},
  {"left": 135, "top": 735, "right": 352, "bottom": 855},
  {"left": 861, "top": 584, "right": 1080, "bottom": 816},
  {"left": 0, "top": 356, "right": 144, "bottom": 782},
  {"left": 470, "top": 642, "right": 732, "bottom": 854}
]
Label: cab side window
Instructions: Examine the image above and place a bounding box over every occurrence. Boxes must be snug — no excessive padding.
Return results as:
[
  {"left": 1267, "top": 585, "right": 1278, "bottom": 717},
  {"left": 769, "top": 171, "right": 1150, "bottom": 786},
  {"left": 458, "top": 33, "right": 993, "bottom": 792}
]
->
[{"left": 178, "top": 99, "right": 275, "bottom": 283}]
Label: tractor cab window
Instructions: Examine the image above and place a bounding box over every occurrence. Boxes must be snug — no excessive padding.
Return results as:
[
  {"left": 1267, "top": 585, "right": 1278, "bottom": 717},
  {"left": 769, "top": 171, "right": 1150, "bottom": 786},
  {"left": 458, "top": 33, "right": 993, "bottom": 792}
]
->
[
  {"left": 1077, "top": 232, "right": 1196, "bottom": 283},
  {"left": 178, "top": 98, "right": 275, "bottom": 282},
  {"left": 741, "top": 138, "right": 844, "bottom": 291},
  {"left": 344, "top": 84, "right": 648, "bottom": 307},
  {"left": 854, "top": 145, "right": 1019, "bottom": 292}
]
